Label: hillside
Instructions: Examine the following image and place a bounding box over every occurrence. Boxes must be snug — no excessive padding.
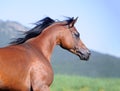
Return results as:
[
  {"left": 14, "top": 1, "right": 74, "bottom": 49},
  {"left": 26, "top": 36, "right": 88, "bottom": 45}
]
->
[
  {"left": 51, "top": 46, "right": 120, "bottom": 77},
  {"left": 0, "top": 20, "right": 120, "bottom": 78},
  {"left": 0, "top": 20, "right": 28, "bottom": 47}
]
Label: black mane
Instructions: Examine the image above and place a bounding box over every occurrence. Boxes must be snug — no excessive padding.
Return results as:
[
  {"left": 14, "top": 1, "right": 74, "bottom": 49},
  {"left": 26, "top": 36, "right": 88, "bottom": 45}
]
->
[{"left": 10, "top": 17, "right": 74, "bottom": 45}]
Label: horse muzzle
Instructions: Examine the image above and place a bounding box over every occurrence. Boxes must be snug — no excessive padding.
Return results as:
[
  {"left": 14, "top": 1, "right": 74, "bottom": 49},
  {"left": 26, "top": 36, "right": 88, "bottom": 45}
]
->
[
  {"left": 70, "top": 48, "right": 91, "bottom": 61},
  {"left": 75, "top": 48, "right": 91, "bottom": 61}
]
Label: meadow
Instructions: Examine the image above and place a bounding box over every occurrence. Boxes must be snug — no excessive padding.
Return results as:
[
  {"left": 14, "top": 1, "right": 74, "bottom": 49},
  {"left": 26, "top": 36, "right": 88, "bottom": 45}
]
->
[{"left": 50, "top": 75, "right": 120, "bottom": 91}]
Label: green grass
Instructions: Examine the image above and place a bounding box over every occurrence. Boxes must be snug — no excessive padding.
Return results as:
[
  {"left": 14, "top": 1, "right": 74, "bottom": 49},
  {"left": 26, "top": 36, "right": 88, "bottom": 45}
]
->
[{"left": 50, "top": 75, "right": 120, "bottom": 91}]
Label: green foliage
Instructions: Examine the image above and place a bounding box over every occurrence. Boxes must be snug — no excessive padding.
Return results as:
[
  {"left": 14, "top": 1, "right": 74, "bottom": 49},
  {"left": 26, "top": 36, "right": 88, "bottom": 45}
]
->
[{"left": 50, "top": 75, "right": 120, "bottom": 91}]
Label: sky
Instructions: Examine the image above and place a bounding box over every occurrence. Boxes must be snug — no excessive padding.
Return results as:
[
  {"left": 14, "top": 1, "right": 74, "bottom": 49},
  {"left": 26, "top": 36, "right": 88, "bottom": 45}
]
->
[{"left": 0, "top": 0, "right": 120, "bottom": 57}]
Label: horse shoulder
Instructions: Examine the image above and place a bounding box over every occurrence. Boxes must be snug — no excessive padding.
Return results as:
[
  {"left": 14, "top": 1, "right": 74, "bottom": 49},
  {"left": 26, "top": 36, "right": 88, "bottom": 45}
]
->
[
  {"left": 30, "top": 56, "right": 54, "bottom": 89},
  {"left": 0, "top": 45, "right": 33, "bottom": 90}
]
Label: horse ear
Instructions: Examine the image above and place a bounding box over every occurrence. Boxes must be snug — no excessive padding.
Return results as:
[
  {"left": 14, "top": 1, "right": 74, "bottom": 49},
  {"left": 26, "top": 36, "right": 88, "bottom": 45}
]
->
[{"left": 69, "top": 17, "right": 78, "bottom": 28}]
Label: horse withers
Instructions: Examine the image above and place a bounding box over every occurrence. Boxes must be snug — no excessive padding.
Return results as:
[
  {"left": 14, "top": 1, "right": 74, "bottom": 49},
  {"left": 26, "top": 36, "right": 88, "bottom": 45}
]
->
[{"left": 0, "top": 17, "right": 90, "bottom": 91}]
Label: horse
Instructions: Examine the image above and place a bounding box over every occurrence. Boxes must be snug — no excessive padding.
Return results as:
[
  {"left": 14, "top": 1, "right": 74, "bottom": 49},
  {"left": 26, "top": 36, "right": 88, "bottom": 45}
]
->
[{"left": 0, "top": 17, "right": 90, "bottom": 91}]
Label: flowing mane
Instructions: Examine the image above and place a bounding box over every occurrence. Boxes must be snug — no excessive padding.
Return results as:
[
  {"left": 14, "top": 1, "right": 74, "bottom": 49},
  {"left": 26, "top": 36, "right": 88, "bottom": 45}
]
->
[{"left": 10, "top": 17, "right": 74, "bottom": 45}]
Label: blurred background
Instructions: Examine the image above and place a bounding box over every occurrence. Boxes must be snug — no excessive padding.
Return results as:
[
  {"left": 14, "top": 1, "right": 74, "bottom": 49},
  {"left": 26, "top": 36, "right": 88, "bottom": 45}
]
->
[{"left": 0, "top": 0, "right": 120, "bottom": 91}]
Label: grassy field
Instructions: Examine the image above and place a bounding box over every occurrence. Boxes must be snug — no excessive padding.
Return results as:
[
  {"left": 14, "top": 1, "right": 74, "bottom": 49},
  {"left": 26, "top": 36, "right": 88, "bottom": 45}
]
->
[{"left": 50, "top": 75, "right": 120, "bottom": 91}]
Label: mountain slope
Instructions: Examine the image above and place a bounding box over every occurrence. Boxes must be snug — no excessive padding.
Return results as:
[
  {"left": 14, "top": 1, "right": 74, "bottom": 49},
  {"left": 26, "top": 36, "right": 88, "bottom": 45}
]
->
[
  {"left": 51, "top": 46, "right": 120, "bottom": 77},
  {"left": 0, "top": 20, "right": 28, "bottom": 47}
]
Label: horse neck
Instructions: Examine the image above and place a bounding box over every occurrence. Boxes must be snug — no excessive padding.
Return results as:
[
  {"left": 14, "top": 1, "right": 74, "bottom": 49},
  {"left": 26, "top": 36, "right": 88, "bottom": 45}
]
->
[{"left": 27, "top": 25, "right": 61, "bottom": 61}]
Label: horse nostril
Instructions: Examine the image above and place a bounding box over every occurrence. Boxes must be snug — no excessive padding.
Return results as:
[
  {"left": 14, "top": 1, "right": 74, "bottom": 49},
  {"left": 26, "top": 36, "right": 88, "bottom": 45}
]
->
[{"left": 87, "top": 50, "right": 91, "bottom": 55}]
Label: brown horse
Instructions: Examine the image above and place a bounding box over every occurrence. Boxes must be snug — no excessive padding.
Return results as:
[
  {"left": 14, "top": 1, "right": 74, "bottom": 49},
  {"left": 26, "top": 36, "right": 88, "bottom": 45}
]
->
[{"left": 0, "top": 17, "right": 90, "bottom": 91}]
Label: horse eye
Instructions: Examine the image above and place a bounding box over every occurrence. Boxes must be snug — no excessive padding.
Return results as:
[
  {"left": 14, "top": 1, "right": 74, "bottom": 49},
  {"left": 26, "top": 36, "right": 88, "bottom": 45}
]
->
[{"left": 74, "top": 32, "right": 80, "bottom": 38}]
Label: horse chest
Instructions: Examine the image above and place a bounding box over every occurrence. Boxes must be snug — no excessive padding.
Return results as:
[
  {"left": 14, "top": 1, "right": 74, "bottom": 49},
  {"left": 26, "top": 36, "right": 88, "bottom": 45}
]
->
[{"left": 31, "top": 60, "right": 54, "bottom": 86}]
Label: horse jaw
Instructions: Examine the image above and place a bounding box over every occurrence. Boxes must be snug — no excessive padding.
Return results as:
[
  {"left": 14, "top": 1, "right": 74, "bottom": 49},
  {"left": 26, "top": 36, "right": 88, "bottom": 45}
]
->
[{"left": 69, "top": 48, "right": 90, "bottom": 61}]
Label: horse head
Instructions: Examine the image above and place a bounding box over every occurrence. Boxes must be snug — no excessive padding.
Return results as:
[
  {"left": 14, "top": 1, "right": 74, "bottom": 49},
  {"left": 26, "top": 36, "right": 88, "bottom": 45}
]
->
[{"left": 60, "top": 17, "right": 91, "bottom": 60}]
